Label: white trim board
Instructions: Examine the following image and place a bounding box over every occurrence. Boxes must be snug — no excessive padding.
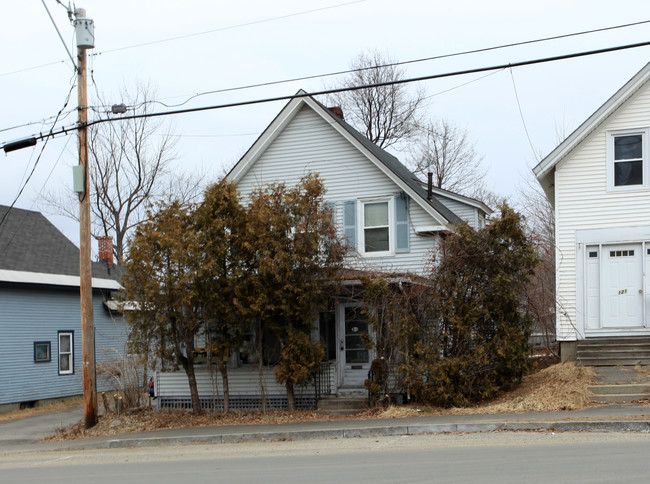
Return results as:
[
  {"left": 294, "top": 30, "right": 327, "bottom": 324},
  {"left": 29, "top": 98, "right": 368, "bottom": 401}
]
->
[{"left": 0, "top": 269, "right": 122, "bottom": 290}]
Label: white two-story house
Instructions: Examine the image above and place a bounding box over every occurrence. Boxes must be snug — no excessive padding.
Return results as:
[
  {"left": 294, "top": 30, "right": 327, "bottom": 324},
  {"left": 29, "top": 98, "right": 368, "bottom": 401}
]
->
[{"left": 534, "top": 61, "right": 650, "bottom": 360}]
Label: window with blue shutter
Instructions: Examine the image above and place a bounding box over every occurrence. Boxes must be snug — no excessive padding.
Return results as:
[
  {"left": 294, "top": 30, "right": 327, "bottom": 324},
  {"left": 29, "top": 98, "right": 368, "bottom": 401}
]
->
[
  {"left": 394, "top": 194, "right": 409, "bottom": 253},
  {"left": 343, "top": 200, "right": 357, "bottom": 248}
]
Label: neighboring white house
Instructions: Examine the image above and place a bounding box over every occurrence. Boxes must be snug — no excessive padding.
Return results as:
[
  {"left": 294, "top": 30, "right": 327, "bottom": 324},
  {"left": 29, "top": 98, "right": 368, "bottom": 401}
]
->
[{"left": 534, "top": 61, "right": 650, "bottom": 360}]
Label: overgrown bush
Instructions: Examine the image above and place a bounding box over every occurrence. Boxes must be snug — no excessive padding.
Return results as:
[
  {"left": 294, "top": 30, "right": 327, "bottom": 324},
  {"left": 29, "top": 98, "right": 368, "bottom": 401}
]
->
[
  {"left": 273, "top": 330, "right": 324, "bottom": 407},
  {"left": 401, "top": 205, "right": 538, "bottom": 407},
  {"left": 97, "top": 350, "right": 146, "bottom": 412}
]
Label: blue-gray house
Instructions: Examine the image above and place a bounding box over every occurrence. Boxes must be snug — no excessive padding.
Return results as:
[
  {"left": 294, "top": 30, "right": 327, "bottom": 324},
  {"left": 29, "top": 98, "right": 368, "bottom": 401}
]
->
[{"left": 0, "top": 205, "right": 127, "bottom": 412}]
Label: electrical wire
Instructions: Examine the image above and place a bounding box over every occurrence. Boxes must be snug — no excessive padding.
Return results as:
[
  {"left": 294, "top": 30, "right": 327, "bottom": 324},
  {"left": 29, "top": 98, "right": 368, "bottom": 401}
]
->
[
  {"left": 97, "top": 18, "right": 650, "bottom": 111},
  {"left": 423, "top": 68, "right": 506, "bottom": 101},
  {"left": 0, "top": 78, "right": 76, "bottom": 231},
  {"left": 91, "top": 0, "right": 366, "bottom": 56},
  {"left": 40, "top": 0, "right": 76, "bottom": 69},
  {"left": 0, "top": 135, "right": 73, "bottom": 253},
  {"left": 509, "top": 67, "right": 538, "bottom": 162},
  {"left": 0, "top": 109, "right": 78, "bottom": 135},
  {"left": 5, "top": 39, "right": 649, "bottom": 150}
]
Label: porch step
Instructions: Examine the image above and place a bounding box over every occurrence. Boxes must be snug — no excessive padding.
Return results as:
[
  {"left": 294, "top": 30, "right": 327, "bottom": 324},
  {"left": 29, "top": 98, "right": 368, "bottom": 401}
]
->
[
  {"left": 577, "top": 337, "right": 650, "bottom": 366},
  {"left": 578, "top": 357, "right": 650, "bottom": 367},
  {"left": 588, "top": 384, "right": 650, "bottom": 403},
  {"left": 317, "top": 398, "right": 367, "bottom": 416},
  {"left": 337, "top": 386, "right": 368, "bottom": 399}
]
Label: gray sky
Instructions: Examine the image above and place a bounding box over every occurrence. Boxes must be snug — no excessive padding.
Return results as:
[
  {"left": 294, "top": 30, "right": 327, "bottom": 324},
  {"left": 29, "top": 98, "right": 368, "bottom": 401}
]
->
[{"left": 2, "top": 0, "right": 650, "bottom": 247}]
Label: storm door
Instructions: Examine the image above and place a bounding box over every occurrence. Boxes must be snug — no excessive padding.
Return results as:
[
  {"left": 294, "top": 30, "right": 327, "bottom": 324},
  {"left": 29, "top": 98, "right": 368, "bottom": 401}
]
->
[{"left": 338, "top": 304, "right": 372, "bottom": 387}]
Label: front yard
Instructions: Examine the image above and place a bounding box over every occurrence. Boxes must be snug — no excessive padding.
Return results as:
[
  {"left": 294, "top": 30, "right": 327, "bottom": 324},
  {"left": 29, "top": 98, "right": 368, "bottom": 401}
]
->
[{"left": 43, "top": 361, "right": 600, "bottom": 441}]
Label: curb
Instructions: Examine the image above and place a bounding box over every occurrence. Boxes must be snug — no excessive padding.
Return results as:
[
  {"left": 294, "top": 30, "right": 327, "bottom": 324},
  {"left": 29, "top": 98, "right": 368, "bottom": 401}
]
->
[{"left": 55, "top": 420, "right": 650, "bottom": 450}]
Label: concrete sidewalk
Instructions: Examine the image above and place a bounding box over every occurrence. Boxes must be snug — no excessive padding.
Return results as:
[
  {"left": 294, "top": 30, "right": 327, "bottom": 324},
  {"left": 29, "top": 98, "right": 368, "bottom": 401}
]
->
[{"left": 2, "top": 404, "right": 650, "bottom": 452}]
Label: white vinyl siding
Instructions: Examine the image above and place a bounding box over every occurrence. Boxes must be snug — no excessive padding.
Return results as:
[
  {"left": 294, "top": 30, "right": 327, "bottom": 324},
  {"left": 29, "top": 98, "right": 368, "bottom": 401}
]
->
[
  {"left": 555, "top": 81, "right": 650, "bottom": 340},
  {"left": 433, "top": 194, "right": 480, "bottom": 229},
  {"left": 236, "top": 106, "right": 441, "bottom": 274}
]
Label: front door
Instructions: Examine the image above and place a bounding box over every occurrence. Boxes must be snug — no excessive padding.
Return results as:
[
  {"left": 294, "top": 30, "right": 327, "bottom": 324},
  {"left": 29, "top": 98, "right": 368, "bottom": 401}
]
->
[
  {"left": 602, "top": 244, "right": 644, "bottom": 327},
  {"left": 339, "top": 304, "right": 371, "bottom": 387}
]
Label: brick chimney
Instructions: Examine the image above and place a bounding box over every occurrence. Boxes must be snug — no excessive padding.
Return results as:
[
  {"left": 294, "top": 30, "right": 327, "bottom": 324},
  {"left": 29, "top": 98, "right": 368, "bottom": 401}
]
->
[
  {"left": 97, "top": 235, "right": 114, "bottom": 267},
  {"left": 328, "top": 106, "right": 344, "bottom": 120}
]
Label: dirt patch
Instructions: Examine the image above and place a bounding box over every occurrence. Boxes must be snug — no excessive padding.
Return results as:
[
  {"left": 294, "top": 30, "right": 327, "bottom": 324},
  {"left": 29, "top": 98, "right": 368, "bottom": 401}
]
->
[{"left": 45, "top": 362, "right": 609, "bottom": 441}]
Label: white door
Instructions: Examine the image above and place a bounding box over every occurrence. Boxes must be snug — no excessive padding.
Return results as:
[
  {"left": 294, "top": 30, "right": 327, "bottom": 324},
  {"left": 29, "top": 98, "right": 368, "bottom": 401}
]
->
[
  {"left": 338, "top": 304, "right": 371, "bottom": 387},
  {"left": 602, "top": 244, "right": 643, "bottom": 327}
]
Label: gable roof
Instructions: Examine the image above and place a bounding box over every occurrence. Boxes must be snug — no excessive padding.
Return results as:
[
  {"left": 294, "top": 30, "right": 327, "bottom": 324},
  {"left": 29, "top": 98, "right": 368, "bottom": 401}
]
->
[
  {"left": 0, "top": 205, "right": 121, "bottom": 289},
  {"left": 533, "top": 61, "right": 650, "bottom": 196},
  {"left": 228, "top": 90, "right": 464, "bottom": 227}
]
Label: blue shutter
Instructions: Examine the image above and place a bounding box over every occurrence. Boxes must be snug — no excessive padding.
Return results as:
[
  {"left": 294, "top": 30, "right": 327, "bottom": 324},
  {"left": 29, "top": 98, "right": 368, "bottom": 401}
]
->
[
  {"left": 395, "top": 194, "right": 409, "bottom": 253},
  {"left": 343, "top": 200, "right": 357, "bottom": 248}
]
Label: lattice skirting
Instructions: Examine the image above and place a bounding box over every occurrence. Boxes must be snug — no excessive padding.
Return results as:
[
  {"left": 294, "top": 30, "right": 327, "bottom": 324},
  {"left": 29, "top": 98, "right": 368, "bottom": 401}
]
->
[{"left": 157, "top": 395, "right": 317, "bottom": 412}]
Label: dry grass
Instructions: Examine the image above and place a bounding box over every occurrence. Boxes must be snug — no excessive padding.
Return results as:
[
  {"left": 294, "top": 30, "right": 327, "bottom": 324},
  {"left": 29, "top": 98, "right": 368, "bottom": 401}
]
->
[
  {"left": 0, "top": 396, "right": 83, "bottom": 423},
  {"left": 44, "top": 408, "right": 355, "bottom": 441},
  {"left": 456, "top": 360, "right": 596, "bottom": 413},
  {"left": 45, "top": 361, "right": 601, "bottom": 441}
]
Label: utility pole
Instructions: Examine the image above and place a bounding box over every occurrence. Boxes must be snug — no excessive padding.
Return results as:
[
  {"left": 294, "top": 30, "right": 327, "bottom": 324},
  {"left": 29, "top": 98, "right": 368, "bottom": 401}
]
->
[{"left": 74, "top": 8, "right": 97, "bottom": 429}]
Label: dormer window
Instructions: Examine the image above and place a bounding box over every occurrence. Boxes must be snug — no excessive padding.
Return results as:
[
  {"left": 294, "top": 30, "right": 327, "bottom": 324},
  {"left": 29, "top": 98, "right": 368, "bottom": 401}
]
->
[{"left": 608, "top": 129, "right": 649, "bottom": 191}]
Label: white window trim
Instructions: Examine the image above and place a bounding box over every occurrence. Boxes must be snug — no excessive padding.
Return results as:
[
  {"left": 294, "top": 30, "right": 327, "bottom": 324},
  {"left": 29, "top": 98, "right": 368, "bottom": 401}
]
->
[
  {"left": 58, "top": 331, "right": 74, "bottom": 375},
  {"left": 606, "top": 127, "right": 650, "bottom": 192},
  {"left": 358, "top": 197, "right": 394, "bottom": 257}
]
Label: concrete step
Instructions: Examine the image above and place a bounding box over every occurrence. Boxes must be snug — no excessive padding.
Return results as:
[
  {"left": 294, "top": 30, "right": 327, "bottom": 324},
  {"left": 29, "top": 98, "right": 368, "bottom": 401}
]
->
[
  {"left": 579, "top": 337, "right": 650, "bottom": 345},
  {"left": 576, "top": 338, "right": 650, "bottom": 367},
  {"left": 337, "top": 387, "right": 367, "bottom": 399},
  {"left": 591, "top": 393, "right": 650, "bottom": 403},
  {"left": 592, "top": 366, "right": 650, "bottom": 384},
  {"left": 578, "top": 350, "right": 650, "bottom": 359},
  {"left": 317, "top": 408, "right": 366, "bottom": 416},
  {"left": 317, "top": 398, "right": 367, "bottom": 410},
  {"left": 578, "top": 358, "right": 650, "bottom": 366},
  {"left": 578, "top": 344, "right": 650, "bottom": 350},
  {"left": 588, "top": 384, "right": 650, "bottom": 395}
]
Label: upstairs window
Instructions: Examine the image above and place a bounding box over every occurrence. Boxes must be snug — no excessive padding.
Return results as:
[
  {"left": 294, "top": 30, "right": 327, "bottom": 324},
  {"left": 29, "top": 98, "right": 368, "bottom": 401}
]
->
[
  {"left": 608, "top": 129, "right": 649, "bottom": 191},
  {"left": 343, "top": 195, "right": 409, "bottom": 256},
  {"left": 363, "top": 201, "right": 390, "bottom": 253}
]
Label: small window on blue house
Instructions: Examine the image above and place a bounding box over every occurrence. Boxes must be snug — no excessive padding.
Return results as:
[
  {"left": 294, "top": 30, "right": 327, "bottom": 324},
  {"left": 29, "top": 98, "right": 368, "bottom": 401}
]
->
[
  {"left": 34, "top": 342, "right": 51, "bottom": 362},
  {"left": 58, "top": 331, "right": 74, "bottom": 375}
]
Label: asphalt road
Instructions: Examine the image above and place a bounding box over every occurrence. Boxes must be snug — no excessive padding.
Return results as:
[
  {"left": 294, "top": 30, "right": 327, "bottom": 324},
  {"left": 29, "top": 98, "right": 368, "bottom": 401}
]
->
[{"left": 2, "top": 431, "right": 650, "bottom": 483}]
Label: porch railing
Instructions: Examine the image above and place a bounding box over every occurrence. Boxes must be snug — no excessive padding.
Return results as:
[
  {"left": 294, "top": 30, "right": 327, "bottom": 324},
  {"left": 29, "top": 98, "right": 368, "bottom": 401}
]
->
[{"left": 314, "top": 361, "right": 336, "bottom": 401}]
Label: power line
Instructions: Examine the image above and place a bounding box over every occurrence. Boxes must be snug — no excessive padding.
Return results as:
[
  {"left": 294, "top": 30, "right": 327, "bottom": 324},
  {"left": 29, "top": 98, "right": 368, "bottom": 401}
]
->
[
  {"left": 92, "top": 0, "right": 366, "bottom": 57},
  {"left": 0, "top": 135, "right": 73, "bottom": 253},
  {"left": 6, "top": 39, "right": 648, "bottom": 149},
  {"left": 89, "top": 18, "right": 650, "bottom": 110},
  {"left": 0, "top": 78, "right": 76, "bottom": 231},
  {"left": 509, "top": 67, "right": 538, "bottom": 162},
  {"left": 40, "top": 0, "right": 76, "bottom": 69}
]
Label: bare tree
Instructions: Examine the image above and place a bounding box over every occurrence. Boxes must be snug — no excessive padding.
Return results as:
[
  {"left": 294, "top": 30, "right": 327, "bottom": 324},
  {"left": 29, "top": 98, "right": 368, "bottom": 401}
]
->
[
  {"left": 410, "top": 118, "right": 487, "bottom": 198},
  {"left": 325, "top": 50, "right": 425, "bottom": 150},
  {"left": 518, "top": 172, "right": 556, "bottom": 356},
  {"left": 43, "top": 83, "right": 203, "bottom": 262}
]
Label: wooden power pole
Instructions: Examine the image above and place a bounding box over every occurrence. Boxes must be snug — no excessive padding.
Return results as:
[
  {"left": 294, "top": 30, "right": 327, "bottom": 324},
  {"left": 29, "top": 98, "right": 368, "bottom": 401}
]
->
[{"left": 75, "top": 8, "right": 97, "bottom": 429}]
